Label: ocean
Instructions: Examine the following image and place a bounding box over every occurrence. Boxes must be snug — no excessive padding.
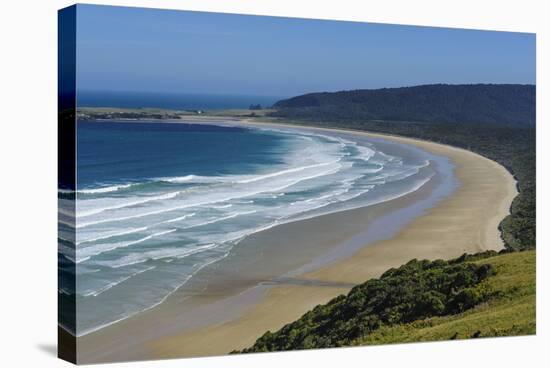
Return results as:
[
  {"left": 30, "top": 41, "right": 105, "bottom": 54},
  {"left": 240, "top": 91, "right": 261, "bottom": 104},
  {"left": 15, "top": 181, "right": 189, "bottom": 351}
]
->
[
  {"left": 77, "top": 90, "right": 284, "bottom": 110},
  {"left": 59, "top": 121, "right": 443, "bottom": 336}
]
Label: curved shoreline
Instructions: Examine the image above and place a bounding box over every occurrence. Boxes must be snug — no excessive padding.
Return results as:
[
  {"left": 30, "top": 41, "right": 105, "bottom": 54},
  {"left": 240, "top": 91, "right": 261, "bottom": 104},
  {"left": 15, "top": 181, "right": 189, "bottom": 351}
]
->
[
  {"left": 147, "top": 121, "right": 518, "bottom": 359},
  {"left": 76, "top": 121, "right": 518, "bottom": 362}
]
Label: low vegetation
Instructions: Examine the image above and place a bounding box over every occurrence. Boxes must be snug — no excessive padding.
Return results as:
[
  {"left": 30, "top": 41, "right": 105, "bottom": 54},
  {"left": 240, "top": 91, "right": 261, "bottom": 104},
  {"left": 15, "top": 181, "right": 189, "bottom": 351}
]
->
[
  {"left": 77, "top": 108, "right": 181, "bottom": 120},
  {"left": 361, "top": 250, "right": 535, "bottom": 344},
  {"left": 238, "top": 250, "right": 535, "bottom": 353}
]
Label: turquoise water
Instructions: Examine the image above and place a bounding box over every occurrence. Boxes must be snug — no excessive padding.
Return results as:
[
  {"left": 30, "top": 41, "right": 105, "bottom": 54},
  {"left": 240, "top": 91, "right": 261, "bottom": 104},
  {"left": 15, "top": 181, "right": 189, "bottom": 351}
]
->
[{"left": 58, "top": 121, "right": 438, "bottom": 335}]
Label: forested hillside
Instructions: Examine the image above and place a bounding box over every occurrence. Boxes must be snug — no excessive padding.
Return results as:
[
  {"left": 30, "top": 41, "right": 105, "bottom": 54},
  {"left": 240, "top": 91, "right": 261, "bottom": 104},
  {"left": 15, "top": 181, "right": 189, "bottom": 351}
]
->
[{"left": 273, "top": 84, "right": 535, "bottom": 127}]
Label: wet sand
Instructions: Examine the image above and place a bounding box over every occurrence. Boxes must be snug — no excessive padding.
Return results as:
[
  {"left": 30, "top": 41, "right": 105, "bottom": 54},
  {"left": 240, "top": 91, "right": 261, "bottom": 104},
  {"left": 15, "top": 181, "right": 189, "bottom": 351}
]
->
[{"left": 76, "top": 122, "right": 517, "bottom": 363}]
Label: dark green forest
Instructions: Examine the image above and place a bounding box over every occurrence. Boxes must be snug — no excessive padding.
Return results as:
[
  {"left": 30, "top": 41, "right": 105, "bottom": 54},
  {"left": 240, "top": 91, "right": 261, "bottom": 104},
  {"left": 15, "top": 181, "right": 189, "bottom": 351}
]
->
[{"left": 273, "top": 84, "right": 535, "bottom": 127}]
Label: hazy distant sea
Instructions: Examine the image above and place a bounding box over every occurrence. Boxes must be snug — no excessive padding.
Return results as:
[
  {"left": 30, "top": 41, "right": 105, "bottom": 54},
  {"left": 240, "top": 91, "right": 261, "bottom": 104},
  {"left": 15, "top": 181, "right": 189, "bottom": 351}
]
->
[{"left": 77, "top": 90, "right": 284, "bottom": 110}]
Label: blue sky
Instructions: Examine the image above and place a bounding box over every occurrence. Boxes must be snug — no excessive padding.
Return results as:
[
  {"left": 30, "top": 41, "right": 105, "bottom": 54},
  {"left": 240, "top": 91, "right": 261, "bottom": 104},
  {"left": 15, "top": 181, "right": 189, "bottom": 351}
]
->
[{"left": 75, "top": 4, "right": 536, "bottom": 97}]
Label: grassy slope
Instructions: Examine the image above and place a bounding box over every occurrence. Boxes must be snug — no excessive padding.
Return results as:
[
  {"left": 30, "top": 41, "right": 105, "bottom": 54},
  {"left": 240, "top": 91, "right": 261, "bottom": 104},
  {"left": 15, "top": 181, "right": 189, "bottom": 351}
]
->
[
  {"left": 239, "top": 250, "right": 535, "bottom": 353},
  {"left": 360, "top": 250, "right": 535, "bottom": 345}
]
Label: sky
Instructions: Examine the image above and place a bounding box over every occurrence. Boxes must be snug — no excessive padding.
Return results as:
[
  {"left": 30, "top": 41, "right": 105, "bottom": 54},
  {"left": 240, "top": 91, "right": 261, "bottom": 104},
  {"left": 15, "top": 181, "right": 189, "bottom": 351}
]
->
[{"left": 75, "top": 4, "right": 536, "bottom": 98}]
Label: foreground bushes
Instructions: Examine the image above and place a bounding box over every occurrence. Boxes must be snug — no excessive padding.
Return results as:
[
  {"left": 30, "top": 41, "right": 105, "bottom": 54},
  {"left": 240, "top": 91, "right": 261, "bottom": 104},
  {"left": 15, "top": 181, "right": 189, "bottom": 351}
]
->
[{"left": 238, "top": 252, "right": 498, "bottom": 353}]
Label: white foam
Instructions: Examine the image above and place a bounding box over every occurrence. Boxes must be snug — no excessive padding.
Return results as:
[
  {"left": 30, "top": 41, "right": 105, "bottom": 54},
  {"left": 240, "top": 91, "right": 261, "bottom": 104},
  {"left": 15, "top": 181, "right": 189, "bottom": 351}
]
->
[
  {"left": 76, "top": 191, "right": 181, "bottom": 218},
  {"left": 77, "top": 229, "right": 177, "bottom": 263},
  {"left": 264, "top": 164, "right": 344, "bottom": 193},
  {"left": 58, "top": 204, "right": 75, "bottom": 217},
  {"left": 58, "top": 189, "right": 75, "bottom": 194},
  {"left": 363, "top": 175, "right": 434, "bottom": 207},
  {"left": 77, "top": 203, "right": 194, "bottom": 228},
  {"left": 76, "top": 162, "right": 344, "bottom": 232},
  {"left": 58, "top": 218, "right": 76, "bottom": 229},
  {"left": 92, "top": 243, "right": 218, "bottom": 269},
  {"left": 58, "top": 243, "right": 75, "bottom": 261},
  {"left": 162, "top": 213, "right": 196, "bottom": 223},
  {"left": 355, "top": 145, "right": 376, "bottom": 161},
  {"left": 182, "top": 210, "right": 257, "bottom": 230},
  {"left": 369, "top": 162, "right": 428, "bottom": 184},
  {"left": 209, "top": 204, "right": 233, "bottom": 209},
  {"left": 78, "top": 183, "right": 134, "bottom": 194},
  {"left": 76, "top": 227, "right": 148, "bottom": 245},
  {"left": 236, "top": 160, "right": 339, "bottom": 184},
  {"left": 158, "top": 174, "right": 227, "bottom": 184},
  {"left": 82, "top": 266, "right": 156, "bottom": 297}
]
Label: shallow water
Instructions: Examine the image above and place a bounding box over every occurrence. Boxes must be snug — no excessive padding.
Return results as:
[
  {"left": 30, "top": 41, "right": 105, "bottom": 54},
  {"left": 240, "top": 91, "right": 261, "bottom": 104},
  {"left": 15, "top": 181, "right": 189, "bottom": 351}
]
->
[{"left": 58, "top": 121, "right": 442, "bottom": 335}]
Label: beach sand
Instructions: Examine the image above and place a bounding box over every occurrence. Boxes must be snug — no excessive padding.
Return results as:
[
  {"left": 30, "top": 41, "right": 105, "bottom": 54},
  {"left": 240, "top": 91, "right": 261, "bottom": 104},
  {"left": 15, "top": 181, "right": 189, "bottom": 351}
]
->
[
  {"left": 75, "top": 122, "right": 517, "bottom": 363},
  {"left": 146, "top": 123, "right": 518, "bottom": 358}
]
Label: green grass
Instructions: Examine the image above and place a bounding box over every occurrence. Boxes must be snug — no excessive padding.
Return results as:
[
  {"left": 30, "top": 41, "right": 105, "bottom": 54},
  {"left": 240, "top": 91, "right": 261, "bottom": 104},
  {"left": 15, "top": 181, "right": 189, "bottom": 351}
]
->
[
  {"left": 238, "top": 250, "right": 535, "bottom": 353},
  {"left": 359, "top": 250, "right": 536, "bottom": 345}
]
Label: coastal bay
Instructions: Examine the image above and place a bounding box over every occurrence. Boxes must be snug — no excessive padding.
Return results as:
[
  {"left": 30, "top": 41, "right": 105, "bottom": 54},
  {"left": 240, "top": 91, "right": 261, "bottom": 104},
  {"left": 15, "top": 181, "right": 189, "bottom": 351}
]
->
[
  {"left": 148, "top": 123, "right": 516, "bottom": 358},
  {"left": 74, "top": 121, "right": 517, "bottom": 363}
]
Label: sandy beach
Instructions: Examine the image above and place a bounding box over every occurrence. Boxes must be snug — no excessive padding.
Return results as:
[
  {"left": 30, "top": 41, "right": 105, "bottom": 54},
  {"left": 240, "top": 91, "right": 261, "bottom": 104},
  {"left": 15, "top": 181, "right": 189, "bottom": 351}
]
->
[
  {"left": 148, "top": 122, "right": 518, "bottom": 358},
  {"left": 76, "top": 121, "right": 517, "bottom": 363}
]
